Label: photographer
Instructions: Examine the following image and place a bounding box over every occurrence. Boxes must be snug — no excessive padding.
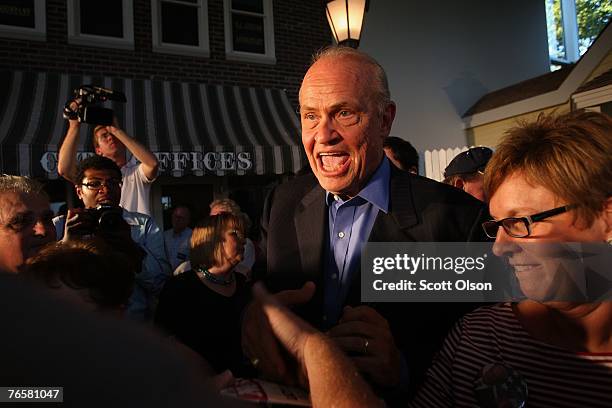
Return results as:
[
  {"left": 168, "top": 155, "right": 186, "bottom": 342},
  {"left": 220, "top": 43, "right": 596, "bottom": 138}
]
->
[
  {"left": 59, "top": 88, "right": 159, "bottom": 216},
  {"left": 53, "top": 156, "right": 170, "bottom": 321}
]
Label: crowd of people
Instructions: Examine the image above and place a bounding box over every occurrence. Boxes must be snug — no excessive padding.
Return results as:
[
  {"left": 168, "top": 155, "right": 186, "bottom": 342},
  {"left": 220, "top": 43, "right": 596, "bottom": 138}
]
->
[{"left": 0, "top": 46, "right": 610, "bottom": 407}]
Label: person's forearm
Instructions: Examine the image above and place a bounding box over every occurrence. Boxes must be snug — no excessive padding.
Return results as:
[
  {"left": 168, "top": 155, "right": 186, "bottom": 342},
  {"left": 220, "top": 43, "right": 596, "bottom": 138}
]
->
[
  {"left": 304, "top": 334, "right": 382, "bottom": 408},
  {"left": 57, "top": 121, "right": 80, "bottom": 183},
  {"left": 112, "top": 127, "right": 159, "bottom": 179}
]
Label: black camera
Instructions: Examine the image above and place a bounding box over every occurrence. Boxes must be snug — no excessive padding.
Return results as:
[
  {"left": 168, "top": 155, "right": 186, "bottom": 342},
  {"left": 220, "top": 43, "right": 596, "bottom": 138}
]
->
[
  {"left": 81, "top": 205, "right": 126, "bottom": 234},
  {"left": 63, "top": 85, "right": 127, "bottom": 126}
]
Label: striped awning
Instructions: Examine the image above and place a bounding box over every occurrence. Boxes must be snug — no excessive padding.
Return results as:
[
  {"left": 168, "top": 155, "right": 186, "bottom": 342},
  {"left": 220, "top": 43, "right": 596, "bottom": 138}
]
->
[{"left": 0, "top": 71, "right": 305, "bottom": 178}]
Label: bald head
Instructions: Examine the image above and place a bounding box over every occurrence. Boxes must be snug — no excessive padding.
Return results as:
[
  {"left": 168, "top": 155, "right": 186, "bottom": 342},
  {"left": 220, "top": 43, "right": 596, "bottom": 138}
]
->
[{"left": 301, "top": 47, "right": 391, "bottom": 115}]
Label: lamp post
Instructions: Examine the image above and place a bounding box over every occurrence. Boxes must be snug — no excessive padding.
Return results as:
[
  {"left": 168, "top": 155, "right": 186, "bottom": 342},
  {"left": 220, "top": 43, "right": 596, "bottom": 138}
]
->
[{"left": 325, "top": 0, "right": 368, "bottom": 48}]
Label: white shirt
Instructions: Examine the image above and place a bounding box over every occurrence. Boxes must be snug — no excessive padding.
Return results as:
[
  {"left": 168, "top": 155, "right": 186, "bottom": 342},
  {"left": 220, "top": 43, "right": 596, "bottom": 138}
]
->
[{"left": 120, "top": 156, "right": 156, "bottom": 216}]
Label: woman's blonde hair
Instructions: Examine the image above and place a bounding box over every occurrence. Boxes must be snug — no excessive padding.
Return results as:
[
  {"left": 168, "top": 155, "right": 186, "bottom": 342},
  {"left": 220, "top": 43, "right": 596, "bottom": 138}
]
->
[
  {"left": 485, "top": 111, "right": 612, "bottom": 226},
  {"left": 189, "top": 213, "right": 245, "bottom": 269}
]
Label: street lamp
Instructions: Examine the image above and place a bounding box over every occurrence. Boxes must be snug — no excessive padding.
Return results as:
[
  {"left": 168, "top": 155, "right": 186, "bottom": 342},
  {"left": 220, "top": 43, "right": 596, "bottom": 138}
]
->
[{"left": 325, "top": 0, "right": 368, "bottom": 48}]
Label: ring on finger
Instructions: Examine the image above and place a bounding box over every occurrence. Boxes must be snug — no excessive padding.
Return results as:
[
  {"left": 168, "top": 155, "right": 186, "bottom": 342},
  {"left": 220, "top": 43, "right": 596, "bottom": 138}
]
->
[
  {"left": 363, "top": 339, "right": 369, "bottom": 355},
  {"left": 251, "top": 357, "right": 260, "bottom": 367}
]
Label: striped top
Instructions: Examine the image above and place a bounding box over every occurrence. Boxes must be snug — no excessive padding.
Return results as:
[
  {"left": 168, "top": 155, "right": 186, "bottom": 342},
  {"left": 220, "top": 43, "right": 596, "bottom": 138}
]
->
[{"left": 410, "top": 303, "right": 612, "bottom": 408}]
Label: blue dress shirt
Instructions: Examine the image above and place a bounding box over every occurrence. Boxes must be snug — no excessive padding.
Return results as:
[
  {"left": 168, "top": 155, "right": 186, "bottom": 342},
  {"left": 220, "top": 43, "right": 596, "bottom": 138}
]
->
[{"left": 323, "top": 157, "right": 390, "bottom": 326}]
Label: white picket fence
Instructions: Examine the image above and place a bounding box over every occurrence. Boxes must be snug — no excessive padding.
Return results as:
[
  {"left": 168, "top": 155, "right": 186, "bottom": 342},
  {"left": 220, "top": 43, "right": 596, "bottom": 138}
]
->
[{"left": 423, "top": 146, "right": 470, "bottom": 182}]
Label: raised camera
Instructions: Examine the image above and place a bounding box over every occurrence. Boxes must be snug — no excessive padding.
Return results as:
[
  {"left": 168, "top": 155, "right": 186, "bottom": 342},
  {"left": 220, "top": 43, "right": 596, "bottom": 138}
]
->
[{"left": 63, "top": 85, "right": 127, "bottom": 126}]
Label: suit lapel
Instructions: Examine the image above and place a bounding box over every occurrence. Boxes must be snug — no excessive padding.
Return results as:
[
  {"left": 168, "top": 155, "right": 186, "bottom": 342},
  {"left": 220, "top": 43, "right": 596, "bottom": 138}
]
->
[
  {"left": 294, "top": 185, "right": 327, "bottom": 282},
  {"left": 347, "top": 168, "right": 422, "bottom": 306},
  {"left": 369, "top": 168, "right": 420, "bottom": 242}
]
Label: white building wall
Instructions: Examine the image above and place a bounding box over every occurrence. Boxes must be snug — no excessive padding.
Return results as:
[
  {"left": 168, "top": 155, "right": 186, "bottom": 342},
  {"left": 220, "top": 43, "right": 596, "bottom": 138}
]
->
[{"left": 360, "top": 0, "right": 550, "bottom": 151}]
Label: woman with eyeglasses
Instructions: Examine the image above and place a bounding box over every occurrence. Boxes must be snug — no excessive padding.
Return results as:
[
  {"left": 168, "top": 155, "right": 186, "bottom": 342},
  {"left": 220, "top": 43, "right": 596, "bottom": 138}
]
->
[
  {"left": 155, "top": 213, "right": 249, "bottom": 375},
  {"left": 245, "top": 111, "right": 612, "bottom": 408},
  {"left": 410, "top": 111, "right": 612, "bottom": 407}
]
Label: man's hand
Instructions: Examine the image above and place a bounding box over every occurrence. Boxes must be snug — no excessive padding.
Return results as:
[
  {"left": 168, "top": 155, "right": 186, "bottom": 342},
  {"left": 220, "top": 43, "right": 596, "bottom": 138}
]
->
[
  {"left": 61, "top": 209, "right": 93, "bottom": 242},
  {"left": 104, "top": 119, "right": 159, "bottom": 180},
  {"left": 63, "top": 98, "right": 82, "bottom": 124},
  {"left": 252, "top": 283, "right": 318, "bottom": 370},
  {"left": 242, "top": 282, "right": 315, "bottom": 385},
  {"left": 328, "top": 305, "right": 401, "bottom": 387}
]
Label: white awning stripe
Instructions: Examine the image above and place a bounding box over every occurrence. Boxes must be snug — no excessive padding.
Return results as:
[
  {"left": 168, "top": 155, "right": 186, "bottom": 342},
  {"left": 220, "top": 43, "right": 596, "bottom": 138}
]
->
[{"left": 0, "top": 71, "right": 304, "bottom": 178}]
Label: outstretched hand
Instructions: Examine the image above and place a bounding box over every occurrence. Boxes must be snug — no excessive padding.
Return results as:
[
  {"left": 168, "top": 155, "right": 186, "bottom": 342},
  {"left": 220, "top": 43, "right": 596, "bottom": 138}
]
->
[{"left": 242, "top": 282, "right": 316, "bottom": 385}]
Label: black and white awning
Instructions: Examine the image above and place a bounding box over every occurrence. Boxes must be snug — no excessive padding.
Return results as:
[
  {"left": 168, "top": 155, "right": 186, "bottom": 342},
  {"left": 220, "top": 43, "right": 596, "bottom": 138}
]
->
[{"left": 0, "top": 71, "right": 305, "bottom": 178}]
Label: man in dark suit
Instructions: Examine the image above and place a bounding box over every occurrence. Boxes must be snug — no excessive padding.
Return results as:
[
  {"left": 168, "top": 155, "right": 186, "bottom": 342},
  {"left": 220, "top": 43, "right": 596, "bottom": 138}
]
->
[{"left": 243, "top": 47, "right": 488, "bottom": 397}]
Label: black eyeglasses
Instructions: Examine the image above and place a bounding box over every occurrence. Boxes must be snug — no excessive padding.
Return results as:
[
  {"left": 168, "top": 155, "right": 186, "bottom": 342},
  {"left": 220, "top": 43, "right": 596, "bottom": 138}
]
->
[
  {"left": 482, "top": 205, "right": 576, "bottom": 239},
  {"left": 81, "top": 179, "right": 123, "bottom": 191}
]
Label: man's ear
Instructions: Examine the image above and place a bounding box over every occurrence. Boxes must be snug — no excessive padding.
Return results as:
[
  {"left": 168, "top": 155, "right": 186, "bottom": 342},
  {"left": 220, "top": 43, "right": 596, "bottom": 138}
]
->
[
  {"left": 75, "top": 184, "right": 84, "bottom": 201},
  {"left": 453, "top": 178, "right": 465, "bottom": 190},
  {"left": 381, "top": 101, "right": 396, "bottom": 134}
]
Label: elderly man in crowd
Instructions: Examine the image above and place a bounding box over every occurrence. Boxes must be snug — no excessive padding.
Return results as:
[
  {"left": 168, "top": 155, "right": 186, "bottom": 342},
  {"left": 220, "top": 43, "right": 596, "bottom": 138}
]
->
[
  {"left": 243, "top": 47, "right": 488, "bottom": 399},
  {"left": 0, "top": 176, "right": 55, "bottom": 273},
  {"left": 54, "top": 155, "right": 170, "bottom": 321},
  {"left": 443, "top": 146, "right": 493, "bottom": 202}
]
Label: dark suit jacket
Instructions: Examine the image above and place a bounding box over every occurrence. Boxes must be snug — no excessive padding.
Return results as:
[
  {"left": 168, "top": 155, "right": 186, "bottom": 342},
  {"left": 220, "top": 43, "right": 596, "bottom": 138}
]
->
[{"left": 258, "top": 165, "right": 490, "bottom": 392}]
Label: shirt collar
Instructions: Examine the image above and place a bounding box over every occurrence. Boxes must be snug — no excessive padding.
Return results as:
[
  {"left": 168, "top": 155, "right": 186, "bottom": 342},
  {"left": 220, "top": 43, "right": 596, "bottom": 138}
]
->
[{"left": 325, "top": 156, "right": 390, "bottom": 213}]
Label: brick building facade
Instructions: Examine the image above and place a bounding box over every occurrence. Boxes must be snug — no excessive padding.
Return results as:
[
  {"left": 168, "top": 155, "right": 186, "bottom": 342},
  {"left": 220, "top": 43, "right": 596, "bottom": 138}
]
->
[
  {"left": 0, "top": 0, "right": 330, "bottom": 105},
  {"left": 0, "top": 0, "right": 331, "bottom": 227}
]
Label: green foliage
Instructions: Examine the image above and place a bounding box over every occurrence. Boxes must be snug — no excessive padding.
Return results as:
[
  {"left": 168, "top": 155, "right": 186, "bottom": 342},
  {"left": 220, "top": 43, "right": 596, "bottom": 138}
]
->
[
  {"left": 576, "top": 0, "right": 612, "bottom": 44},
  {"left": 550, "top": 0, "right": 611, "bottom": 56}
]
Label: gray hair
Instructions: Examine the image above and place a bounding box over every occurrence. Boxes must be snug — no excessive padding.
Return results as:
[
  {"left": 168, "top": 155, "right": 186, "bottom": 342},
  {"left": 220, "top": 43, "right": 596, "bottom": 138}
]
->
[
  {"left": 0, "top": 175, "right": 48, "bottom": 198},
  {"left": 209, "top": 198, "right": 241, "bottom": 214},
  {"left": 209, "top": 198, "right": 252, "bottom": 230},
  {"left": 310, "top": 46, "right": 391, "bottom": 113}
]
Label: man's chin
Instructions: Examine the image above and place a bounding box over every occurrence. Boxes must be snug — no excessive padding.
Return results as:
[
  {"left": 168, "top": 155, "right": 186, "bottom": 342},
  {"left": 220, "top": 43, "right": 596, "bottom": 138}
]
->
[{"left": 317, "top": 178, "right": 358, "bottom": 197}]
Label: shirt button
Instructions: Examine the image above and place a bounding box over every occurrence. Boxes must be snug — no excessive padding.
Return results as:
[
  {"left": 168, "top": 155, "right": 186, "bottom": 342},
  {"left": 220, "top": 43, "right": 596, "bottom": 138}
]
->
[
  {"left": 331, "top": 273, "right": 337, "bottom": 280},
  {"left": 338, "top": 231, "right": 345, "bottom": 238},
  {"left": 322, "top": 315, "right": 327, "bottom": 321}
]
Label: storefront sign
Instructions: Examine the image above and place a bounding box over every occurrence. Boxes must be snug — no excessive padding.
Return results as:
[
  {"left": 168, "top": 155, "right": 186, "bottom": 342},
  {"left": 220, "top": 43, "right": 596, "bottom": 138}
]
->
[{"left": 40, "top": 151, "right": 253, "bottom": 176}]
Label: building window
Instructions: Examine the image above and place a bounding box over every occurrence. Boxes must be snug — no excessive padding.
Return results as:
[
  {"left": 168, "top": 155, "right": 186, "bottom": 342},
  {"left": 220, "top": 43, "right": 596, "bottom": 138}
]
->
[
  {"left": 67, "top": 0, "right": 134, "bottom": 49},
  {"left": 151, "top": 0, "right": 209, "bottom": 57},
  {"left": 545, "top": 0, "right": 611, "bottom": 69},
  {"left": 224, "top": 0, "right": 276, "bottom": 64},
  {"left": 0, "top": 0, "right": 46, "bottom": 41}
]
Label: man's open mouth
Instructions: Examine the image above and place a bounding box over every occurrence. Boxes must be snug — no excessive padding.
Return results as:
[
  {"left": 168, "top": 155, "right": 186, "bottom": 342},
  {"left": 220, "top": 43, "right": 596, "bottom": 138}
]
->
[{"left": 318, "top": 152, "right": 350, "bottom": 174}]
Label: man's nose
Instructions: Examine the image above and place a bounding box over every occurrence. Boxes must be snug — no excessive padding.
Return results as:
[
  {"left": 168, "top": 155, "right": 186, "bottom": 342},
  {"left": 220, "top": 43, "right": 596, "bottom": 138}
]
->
[
  {"left": 99, "top": 184, "right": 110, "bottom": 192},
  {"left": 32, "top": 220, "right": 50, "bottom": 237},
  {"left": 314, "top": 116, "right": 341, "bottom": 144}
]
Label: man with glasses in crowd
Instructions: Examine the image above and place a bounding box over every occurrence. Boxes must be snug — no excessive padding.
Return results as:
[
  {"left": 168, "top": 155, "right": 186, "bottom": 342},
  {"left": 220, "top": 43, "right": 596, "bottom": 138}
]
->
[{"left": 53, "top": 155, "right": 170, "bottom": 321}]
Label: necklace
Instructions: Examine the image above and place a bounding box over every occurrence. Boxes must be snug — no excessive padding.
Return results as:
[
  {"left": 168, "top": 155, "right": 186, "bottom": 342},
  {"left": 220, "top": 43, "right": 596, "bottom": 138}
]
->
[{"left": 195, "top": 265, "right": 235, "bottom": 286}]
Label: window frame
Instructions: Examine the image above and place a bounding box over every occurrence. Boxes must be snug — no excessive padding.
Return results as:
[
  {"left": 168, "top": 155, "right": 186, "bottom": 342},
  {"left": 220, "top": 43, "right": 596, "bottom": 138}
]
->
[
  {"left": 223, "top": 0, "right": 276, "bottom": 64},
  {"left": 67, "top": 0, "right": 134, "bottom": 50},
  {"left": 0, "top": 0, "right": 46, "bottom": 41},
  {"left": 151, "top": 0, "right": 210, "bottom": 57}
]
